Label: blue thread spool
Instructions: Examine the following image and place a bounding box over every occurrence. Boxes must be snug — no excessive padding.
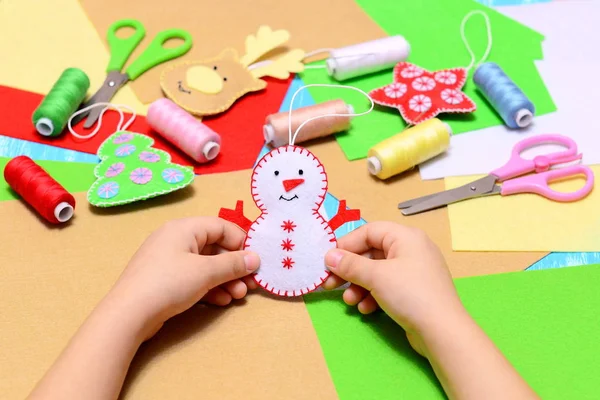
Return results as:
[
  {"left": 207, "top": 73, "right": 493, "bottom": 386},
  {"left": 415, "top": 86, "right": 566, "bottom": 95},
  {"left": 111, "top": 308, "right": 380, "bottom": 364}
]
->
[{"left": 473, "top": 62, "right": 535, "bottom": 129}]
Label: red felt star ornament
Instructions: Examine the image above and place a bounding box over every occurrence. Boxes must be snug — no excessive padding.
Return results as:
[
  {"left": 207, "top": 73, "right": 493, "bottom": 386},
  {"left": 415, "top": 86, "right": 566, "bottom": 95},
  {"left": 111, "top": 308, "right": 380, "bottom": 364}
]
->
[{"left": 369, "top": 62, "right": 476, "bottom": 125}]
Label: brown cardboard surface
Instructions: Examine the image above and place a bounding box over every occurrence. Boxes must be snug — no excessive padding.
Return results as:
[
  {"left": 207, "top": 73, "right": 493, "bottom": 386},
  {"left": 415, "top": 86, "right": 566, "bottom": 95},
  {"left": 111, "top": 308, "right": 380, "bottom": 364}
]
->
[
  {"left": 303, "top": 139, "right": 547, "bottom": 278},
  {"left": 0, "top": 140, "right": 544, "bottom": 398},
  {"left": 79, "top": 0, "right": 386, "bottom": 103},
  {"left": 0, "top": 170, "right": 337, "bottom": 400}
]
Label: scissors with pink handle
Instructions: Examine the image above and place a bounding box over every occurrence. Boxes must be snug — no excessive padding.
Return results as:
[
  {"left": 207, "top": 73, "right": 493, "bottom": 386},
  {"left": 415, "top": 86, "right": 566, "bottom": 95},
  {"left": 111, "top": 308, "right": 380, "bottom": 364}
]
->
[{"left": 398, "top": 134, "right": 595, "bottom": 215}]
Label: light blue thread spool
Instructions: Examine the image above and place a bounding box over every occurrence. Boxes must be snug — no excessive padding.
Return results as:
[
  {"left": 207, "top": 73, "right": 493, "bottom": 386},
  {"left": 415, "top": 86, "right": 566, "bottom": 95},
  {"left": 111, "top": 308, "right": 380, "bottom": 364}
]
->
[{"left": 473, "top": 62, "right": 535, "bottom": 129}]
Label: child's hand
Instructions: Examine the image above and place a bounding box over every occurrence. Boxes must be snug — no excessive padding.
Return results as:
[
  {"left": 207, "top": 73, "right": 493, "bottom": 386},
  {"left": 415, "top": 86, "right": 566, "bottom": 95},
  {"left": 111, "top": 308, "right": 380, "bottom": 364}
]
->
[
  {"left": 323, "top": 222, "right": 465, "bottom": 350},
  {"left": 109, "top": 217, "right": 260, "bottom": 338}
]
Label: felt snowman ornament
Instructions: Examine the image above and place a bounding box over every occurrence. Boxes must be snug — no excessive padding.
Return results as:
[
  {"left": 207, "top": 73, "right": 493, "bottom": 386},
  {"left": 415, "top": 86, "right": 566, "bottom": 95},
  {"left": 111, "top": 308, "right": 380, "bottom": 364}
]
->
[{"left": 219, "top": 145, "right": 360, "bottom": 297}]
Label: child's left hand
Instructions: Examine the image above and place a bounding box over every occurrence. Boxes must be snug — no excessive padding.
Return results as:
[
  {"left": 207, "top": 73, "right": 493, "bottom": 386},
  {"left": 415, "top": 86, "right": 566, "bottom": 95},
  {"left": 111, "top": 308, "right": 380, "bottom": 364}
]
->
[{"left": 108, "top": 217, "right": 260, "bottom": 338}]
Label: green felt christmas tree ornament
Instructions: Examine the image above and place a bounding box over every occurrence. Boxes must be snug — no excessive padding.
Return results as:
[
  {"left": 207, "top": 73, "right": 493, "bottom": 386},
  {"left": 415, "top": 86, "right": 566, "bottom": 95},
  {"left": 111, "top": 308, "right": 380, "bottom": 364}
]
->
[{"left": 88, "top": 132, "right": 194, "bottom": 207}]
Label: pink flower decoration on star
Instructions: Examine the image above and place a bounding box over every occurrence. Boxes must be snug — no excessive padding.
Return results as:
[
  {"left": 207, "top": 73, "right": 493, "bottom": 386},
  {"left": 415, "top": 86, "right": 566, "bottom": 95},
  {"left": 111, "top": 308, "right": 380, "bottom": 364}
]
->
[
  {"left": 369, "top": 62, "right": 476, "bottom": 125},
  {"left": 412, "top": 76, "right": 436, "bottom": 92},
  {"left": 130, "top": 167, "right": 153, "bottom": 185},
  {"left": 441, "top": 88, "right": 464, "bottom": 105},
  {"left": 383, "top": 83, "right": 407, "bottom": 99},
  {"left": 435, "top": 71, "right": 457, "bottom": 85}
]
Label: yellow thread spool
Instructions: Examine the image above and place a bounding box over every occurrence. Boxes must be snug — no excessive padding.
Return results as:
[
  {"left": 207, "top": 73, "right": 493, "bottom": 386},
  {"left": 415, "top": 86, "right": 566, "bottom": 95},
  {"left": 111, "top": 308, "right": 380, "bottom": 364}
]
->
[{"left": 367, "top": 118, "right": 451, "bottom": 179}]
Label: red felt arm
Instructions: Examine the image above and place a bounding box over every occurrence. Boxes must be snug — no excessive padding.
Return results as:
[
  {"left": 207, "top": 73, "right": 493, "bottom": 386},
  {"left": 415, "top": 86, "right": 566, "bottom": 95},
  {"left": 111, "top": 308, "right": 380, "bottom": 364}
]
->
[
  {"left": 328, "top": 200, "right": 361, "bottom": 232},
  {"left": 218, "top": 200, "right": 252, "bottom": 233}
]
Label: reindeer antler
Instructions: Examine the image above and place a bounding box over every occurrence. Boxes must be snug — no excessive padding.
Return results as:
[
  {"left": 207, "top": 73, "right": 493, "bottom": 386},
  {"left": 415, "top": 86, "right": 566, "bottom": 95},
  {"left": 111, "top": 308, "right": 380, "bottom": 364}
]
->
[
  {"left": 240, "top": 26, "right": 290, "bottom": 67},
  {"left": 250, "top": 49, "right": 305, "bottom": 79}
]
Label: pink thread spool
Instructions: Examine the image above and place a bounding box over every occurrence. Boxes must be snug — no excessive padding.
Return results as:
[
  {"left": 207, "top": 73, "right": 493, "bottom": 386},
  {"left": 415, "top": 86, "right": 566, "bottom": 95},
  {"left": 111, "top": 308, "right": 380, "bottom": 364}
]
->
[{"left": 147, "top": 98, "right": 221, "bottom": 163}]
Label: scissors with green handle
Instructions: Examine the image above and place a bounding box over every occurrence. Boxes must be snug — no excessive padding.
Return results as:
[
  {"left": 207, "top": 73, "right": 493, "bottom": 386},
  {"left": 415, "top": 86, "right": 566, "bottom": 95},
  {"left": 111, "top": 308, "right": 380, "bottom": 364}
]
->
[{"left": 72, "top": 19, "right": 192, "bottom": 128}]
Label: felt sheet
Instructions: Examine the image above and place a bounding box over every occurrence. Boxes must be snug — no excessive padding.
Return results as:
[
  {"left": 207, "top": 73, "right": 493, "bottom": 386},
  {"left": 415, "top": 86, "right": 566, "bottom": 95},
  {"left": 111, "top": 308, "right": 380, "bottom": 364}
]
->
[
  {"left": 0, "top": 83, "right": 291, "bottom": 175},
  {"left": 0, "top": 157, "right": 95, "bottom": 202},
  {"left": 0, "top": 0, "right": 146, "bottom": 115},
  {"left": 300, "top": 0, "right": 556, "bottom": 160},
  {"left": 0, "top": 169, "right": 338, "bottom": 400},
  {"left": 446, "top": 167, "right": 600, "bottom": 252},
  {"left": 0, "top": 0, "right": 292, "bottom": 176},
  {"left": 306, "top": 139, "right": 545, "bottom": 277},
  {"left": 304, "top": 264, "right": 600, "bottom": 399},
  {"left": 420, "top": 1, "right": 600, "bottom": 180},
  {"left": 79, "top": 0, "right": 387, "bottom": 103}
]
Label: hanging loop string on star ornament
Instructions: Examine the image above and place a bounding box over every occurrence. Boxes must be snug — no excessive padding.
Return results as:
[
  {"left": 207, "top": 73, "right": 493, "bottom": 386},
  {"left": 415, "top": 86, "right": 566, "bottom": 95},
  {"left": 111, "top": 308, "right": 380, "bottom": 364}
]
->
[
  {"left": 460, "top": 10, "right": 493, "bottom": 73},
  {"left": 461, "top": 10, "right": 536, "bottom": 128},
  {"left": 287, "top": 84, "right": 374, "bottom": 146},
  {"left": 68, "top": 102, "right": 136, "bottom": 140}
]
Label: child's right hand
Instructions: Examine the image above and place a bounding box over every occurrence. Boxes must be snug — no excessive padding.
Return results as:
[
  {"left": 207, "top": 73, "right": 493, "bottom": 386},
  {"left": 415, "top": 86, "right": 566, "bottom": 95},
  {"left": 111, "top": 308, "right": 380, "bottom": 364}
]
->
[{"left": 323, "top": 222, "right": 467, "bottom": 353}]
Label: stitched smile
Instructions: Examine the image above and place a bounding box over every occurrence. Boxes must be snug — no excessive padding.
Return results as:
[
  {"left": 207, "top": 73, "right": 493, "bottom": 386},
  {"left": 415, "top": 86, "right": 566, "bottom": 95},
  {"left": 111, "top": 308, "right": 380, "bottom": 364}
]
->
[
  {"left": 279, "top": 195, "right": 299, "bottom": 201},
  {"left": 177, "top": 81, "right": 191, "bottom": 94}
]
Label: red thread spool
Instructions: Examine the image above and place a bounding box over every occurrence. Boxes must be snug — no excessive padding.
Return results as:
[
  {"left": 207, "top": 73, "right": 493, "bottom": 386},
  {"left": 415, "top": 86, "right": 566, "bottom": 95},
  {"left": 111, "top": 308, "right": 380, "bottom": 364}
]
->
[{"left": 4, "top": 156, "right": 76, "bottom": 224}]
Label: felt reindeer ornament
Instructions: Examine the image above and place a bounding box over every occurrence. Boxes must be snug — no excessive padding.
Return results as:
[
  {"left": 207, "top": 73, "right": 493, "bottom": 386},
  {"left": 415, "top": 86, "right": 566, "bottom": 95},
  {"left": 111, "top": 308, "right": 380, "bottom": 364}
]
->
[{"left": 160, "top": 26, "right": 305, "bottom": 116}]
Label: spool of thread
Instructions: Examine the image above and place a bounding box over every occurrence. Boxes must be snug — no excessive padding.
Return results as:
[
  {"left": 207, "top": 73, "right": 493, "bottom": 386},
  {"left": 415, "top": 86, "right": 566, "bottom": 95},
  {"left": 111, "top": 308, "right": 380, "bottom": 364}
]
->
[
  {"left": 147, "top": 98, "right": 221, "bottom": 163},
  {"left": 473, "top": 62, "right": 535, "bottom": 129},
  {"left": 264, "top": 100, "right": 354, "bottom": 147},
  {"left": 4, "top": 156, "right": 75, "bottom": 224},
  {"left": 326, "top": 36, "right": 410, "bottom": 81},
  {"left": 367, "top": 118, "right": 451, "bottom": 180},
  {"left": 32, "top": 68, "right": 90, "bottom": 137}
]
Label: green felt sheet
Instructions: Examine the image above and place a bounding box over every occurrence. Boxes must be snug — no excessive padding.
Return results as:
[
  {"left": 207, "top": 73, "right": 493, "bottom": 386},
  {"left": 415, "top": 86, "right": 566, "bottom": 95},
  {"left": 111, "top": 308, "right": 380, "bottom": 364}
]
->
[
  {"left": 300, "top": 0, "right": 557, "bottom": 160},
  {"left": 304, "top": 265, "right": 600, "bottom": 399},
  {"left": 0, "top": 157, "right": 96, "bottom": 202}
]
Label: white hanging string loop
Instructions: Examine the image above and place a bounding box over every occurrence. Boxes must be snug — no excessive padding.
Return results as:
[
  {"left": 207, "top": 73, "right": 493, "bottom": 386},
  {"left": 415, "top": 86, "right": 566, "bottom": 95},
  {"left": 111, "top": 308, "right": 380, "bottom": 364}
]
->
[
  {"left": 460, "top": 10, "right": 493, "bottom": 72},
  {"left": 68, "top": 103, "right": 136, "bottom": 140},
  {"left": 287, "top": 84, "right": 374, "bottom": 146}
]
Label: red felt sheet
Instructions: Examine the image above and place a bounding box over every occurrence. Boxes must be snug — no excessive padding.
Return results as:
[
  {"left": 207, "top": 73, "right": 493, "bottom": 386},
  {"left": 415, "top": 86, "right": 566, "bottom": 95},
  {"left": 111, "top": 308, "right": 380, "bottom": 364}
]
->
[{"left": 0, "top": 77, "right": 291, "bottom": 174}]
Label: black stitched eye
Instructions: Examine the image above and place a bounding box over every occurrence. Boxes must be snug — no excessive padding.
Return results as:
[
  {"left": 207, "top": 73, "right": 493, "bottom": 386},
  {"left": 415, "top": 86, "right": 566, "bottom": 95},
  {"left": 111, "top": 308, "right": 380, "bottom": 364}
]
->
[
  {"left": 223, "top": 77, "right": 227, "bottom": 82},
  {"left": 213, "top": 66, "right": 217, "bottom": 70},
  {"left": 299, "top": 169, "right": 303, "bottom": 175},
  {"left": 274, "top": 170, "right": 279, "bottom": 176}
]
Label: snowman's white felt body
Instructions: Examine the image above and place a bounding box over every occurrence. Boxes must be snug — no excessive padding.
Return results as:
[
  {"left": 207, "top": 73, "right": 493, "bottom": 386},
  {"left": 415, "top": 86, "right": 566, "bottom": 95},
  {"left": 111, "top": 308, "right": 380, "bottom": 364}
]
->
[{"left": 245, "top": 145, "right": 336, "bottom": 296}]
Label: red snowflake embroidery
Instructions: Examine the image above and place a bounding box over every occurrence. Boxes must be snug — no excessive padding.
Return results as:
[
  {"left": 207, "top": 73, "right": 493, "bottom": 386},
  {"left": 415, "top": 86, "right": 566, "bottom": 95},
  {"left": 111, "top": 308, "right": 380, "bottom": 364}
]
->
[
  {"left": 281, "top": 257, "right": 295, "bottom": 269},
  {"left": 369, "top": 62, "right": 476, "bottom": 125},
  {"left": 281, "top": 220, "right": 297, "bottom": 233},
  {"left": 281, "top": 238, "right": 295, "bottom": 252}
]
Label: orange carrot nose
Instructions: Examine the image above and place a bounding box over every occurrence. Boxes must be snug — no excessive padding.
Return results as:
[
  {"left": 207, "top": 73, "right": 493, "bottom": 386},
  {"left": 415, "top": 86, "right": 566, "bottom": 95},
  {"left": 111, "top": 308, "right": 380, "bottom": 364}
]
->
[{"left": 283, "top": 179, "right": 305, "bottom": 192}]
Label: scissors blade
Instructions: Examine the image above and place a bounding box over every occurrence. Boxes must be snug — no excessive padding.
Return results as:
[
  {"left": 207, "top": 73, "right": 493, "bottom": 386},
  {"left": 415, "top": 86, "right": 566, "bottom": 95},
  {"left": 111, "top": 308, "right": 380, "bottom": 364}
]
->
[
  {"left": 398, "top": 191, "right": 447, "bottom": 209},
  {"left": 400, "top": 175, "right": 500, "bottom": 216},
  {"left": 77, "top": 71, "right": 129, "bottom": 129}
]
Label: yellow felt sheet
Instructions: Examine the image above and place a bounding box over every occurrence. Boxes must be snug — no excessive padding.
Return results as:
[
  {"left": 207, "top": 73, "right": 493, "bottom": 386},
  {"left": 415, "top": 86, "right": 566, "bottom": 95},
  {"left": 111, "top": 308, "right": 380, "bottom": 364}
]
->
[
  {"left": 446, "top": 166, "right": 600, "bottom": 252},
  {"left": 0, "top": 0, "right": 146, "bottom": 115}
]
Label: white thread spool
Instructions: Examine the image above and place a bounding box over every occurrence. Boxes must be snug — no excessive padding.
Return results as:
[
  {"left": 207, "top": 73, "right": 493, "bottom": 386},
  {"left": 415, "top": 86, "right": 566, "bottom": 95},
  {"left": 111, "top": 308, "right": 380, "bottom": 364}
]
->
[{"left": 326, "top": 36, "right": 410, "bottom": 81}]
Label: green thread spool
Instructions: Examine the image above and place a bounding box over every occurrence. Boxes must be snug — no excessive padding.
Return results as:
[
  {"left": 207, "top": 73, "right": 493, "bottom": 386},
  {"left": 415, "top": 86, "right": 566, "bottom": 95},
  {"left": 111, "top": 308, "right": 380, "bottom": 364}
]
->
[{"left": 32, "top": 68, "right": 90, "bottom": 137}]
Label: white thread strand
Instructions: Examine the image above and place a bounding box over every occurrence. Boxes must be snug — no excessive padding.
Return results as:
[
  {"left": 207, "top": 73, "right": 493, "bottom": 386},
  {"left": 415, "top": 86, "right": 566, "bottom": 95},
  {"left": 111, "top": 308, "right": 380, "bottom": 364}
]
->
[
  {"left": 68, "top": 103, "right": 136, "bottom": 140},
  {"left": 460, "top": 10, "right": 493, "bottom": 72},
  {"left": 287, "top": 84, "right": 374, "bottom": 146},
  {"left": 303, "top": 48, "right": 336, "bottom": 59}
]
